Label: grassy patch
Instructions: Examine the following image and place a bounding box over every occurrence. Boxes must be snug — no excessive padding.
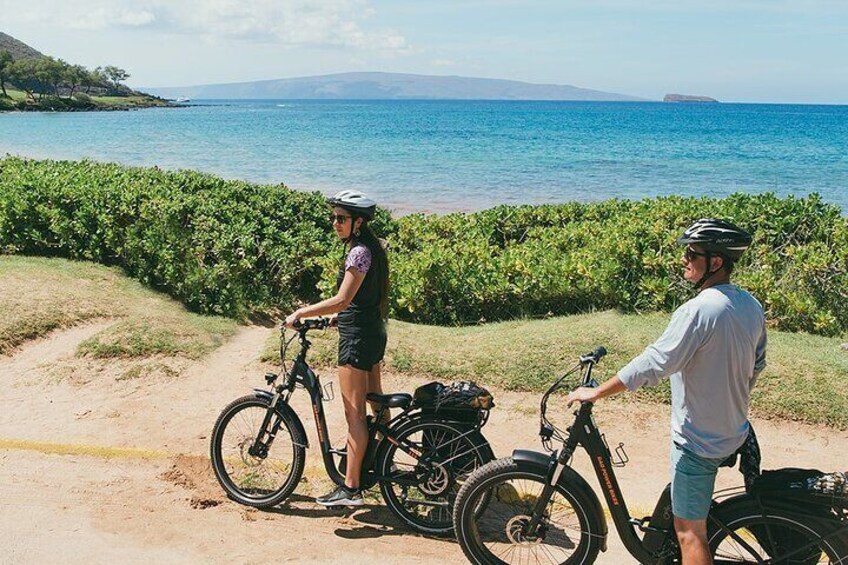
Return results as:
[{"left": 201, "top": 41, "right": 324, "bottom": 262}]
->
[
  {"left": 0, "top": 255, "right": 237, "bottom": 358},
  {"left": 262, "top": 311, "right": 848, "bottom": 428}
]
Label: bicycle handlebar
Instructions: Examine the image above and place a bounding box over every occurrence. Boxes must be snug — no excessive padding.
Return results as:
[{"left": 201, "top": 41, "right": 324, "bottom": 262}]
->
[
  {"left": 579, "top": 346, "right": 607, "bottom": 366},
  {"left": 538, "top": 345, "right": 607, "bottom": 447},
  {"left": 291, "top": 317, "right": 333, "bottom": 332}
]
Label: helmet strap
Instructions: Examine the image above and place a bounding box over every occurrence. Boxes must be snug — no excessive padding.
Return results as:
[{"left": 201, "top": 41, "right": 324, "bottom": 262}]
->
[
  {"left": 341, "top": 215, "right": 362, "bottom": 246},
  {"left": 694, "top": 252, "right": 725, "bottom": 290}
]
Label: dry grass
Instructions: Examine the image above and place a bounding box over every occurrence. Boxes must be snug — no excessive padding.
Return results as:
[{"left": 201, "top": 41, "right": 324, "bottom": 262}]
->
[{"left": 0, "top": 255, "right": 237, "bottom": 359}]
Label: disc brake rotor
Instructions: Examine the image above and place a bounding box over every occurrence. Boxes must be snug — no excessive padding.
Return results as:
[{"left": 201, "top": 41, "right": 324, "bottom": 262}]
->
[
  {"left": 506, "top": 515, "right": 545, "bottom": 545},
  {"left": 417, "top": 463, "right": 451, "bottom": 496}
]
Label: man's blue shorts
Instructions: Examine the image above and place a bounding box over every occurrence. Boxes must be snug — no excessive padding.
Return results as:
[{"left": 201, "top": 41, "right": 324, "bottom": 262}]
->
[{"left": 670, "top": 442, "right": 726, "bottom": 521}]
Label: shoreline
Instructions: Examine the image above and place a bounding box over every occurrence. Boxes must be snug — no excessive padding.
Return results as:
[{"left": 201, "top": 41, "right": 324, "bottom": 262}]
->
[{"left": 2, "top": 150, "right": 845, "bottom": 217}]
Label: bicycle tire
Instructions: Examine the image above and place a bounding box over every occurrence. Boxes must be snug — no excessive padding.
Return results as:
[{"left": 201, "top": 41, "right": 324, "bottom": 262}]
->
[
  {"left": 453, "top": 457, "right": 604, "bottom": 565},
  {"left": 210, "top": 395, "right": 306, "bottom": 508},
  {"left": 376, "top": 418, "right": 494, "bottom": 535},
  {"left": 708, "top": 497, "right": 848, "bottom": 564}
]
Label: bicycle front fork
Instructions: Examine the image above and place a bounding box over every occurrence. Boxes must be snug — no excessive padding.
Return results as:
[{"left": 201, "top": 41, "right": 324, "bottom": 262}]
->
[{"left": 525, "top": 448, "right": 573, "bottom": 537}]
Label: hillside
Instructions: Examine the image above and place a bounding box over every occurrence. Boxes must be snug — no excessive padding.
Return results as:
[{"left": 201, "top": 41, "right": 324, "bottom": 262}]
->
[
  {"left": 0, "top": 31, "right": 43, "bottom": 60},
  {"left": 0, "top": 31, "right": 170, "bottom": 111},
  {"left": 143, "top": 71, "right": 646, "bottom": 101}
]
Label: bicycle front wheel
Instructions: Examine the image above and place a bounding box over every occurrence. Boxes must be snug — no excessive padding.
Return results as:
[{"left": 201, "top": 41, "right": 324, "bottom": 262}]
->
[
  {"left": 453, "top": 457, "right": 603, "bottom": 565},
  {"left": 709, "top": 498, "right": 847, "bottom": 564},
  {"left": 210, "top": 395, "right": 306, "bottom": 508}
]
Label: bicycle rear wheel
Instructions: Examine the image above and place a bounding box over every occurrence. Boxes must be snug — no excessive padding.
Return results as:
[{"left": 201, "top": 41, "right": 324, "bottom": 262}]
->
[
  {"left": 709, "top": 498, "right": 848, "bottom": 564},
  {"left": 210, "top": 395, "right": 306, "bottom": 508},
  {"left": 377, "top": 419, "right": 494, "bottom": 535}
]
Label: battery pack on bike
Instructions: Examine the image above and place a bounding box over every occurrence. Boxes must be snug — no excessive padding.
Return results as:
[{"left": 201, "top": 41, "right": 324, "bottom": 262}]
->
[{"left": 633, "top": 483, "right": 674, "bottom": 553}]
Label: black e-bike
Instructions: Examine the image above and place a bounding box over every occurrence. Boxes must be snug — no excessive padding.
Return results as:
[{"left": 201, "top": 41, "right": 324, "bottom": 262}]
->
[
  {"left": 210, "top": 317, "right": 495, "bottom": 534},
  {"left": 453, "top": 347, "right": 848, "bottom": 564}
]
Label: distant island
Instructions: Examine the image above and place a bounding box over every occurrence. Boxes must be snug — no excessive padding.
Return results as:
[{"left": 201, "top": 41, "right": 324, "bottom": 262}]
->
[
  {"left": 0, "top": 31, "right": 172, "bottom": 112},
  {"left": 663, "top": 93, "right": 719, "bottom": 103},
  {"left": 143, "top": 72, "right": 646, "bottom": 102}
]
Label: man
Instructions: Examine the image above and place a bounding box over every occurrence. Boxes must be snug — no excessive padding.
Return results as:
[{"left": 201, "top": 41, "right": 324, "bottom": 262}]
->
[{"left": 566, "top": 218, "right": 767, "bottom": 565}]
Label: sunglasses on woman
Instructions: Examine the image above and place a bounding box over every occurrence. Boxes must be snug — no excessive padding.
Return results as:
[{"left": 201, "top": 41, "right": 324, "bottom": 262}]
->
[{"left": 329, "top": 213, "right": 352, "bottom": 224}]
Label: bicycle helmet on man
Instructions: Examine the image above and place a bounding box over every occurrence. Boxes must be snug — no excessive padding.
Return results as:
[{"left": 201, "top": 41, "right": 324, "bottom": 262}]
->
[{"left": 677, "top": 218, "right": 752, "bottom": 288}]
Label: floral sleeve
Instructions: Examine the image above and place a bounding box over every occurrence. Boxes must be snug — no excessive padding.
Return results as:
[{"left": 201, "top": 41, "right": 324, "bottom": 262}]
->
[{"left": 345, "top": 244, "right": 372, "bottom": 275}]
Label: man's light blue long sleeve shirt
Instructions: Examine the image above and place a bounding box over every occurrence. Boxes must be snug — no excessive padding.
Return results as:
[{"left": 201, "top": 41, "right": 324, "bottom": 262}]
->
[{"left": 618, "top": 284, "right": 767, "bottom": 459}]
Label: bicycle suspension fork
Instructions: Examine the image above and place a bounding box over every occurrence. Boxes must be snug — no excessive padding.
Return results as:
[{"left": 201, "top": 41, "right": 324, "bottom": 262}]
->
[
  {"left": 524, "top": 441, "right": 579, "bottom": 537},
  {"left": 249, "top": 388, "right": 287, "bottom": 458}
]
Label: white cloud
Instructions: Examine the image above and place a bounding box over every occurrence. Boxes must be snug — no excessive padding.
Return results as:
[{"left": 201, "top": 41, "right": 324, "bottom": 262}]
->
[{"left": 0, "top": 0, "right": 408, "bottom": 51}]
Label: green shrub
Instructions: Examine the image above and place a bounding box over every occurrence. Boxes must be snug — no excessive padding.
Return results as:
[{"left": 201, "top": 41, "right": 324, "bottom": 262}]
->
[
  {"left": 382, "top": 194, "right": 847, "bottom": 335},
  {"left": 2, "top": 157, "right": 846, "bottom": 335},
  {"left": 0, "top": 157, "right": 336, "bottom": 317}
]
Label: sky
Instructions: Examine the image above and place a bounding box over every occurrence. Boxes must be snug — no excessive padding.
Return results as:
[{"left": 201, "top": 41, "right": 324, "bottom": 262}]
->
[{"left": 1, "top": 0, "right": 846, "bottom": 103}]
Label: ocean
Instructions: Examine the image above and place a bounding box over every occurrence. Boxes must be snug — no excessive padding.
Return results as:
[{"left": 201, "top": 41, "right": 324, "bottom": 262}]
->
[{"left": 2, "top": 99, "right": 846, "bottom": 213}]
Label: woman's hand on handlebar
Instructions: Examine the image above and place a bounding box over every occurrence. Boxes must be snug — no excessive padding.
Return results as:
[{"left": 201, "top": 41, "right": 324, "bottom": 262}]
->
[
  {"left": 565, "top": 387, "right": 599, "bottom": 407},
  {"left": 283, "top": 311, "right": 302, "bottom": 329}
]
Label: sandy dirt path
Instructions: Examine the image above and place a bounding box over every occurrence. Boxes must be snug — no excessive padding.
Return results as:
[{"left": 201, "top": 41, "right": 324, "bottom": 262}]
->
[{"left": 1, "top": 323, "right": 846, "bottom": 564}]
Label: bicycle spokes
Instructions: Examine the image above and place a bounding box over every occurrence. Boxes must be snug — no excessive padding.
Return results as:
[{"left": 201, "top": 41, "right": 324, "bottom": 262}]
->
[
  {"left": 381, "top": 423, "right": 489, "bottom": 532},
  {"left": 713, "top": 521, "right": 834, "bottom": 564},
  {"left": 473, "top": 478, "right": 587, "bottom": 564},
  {"left": 219, "top": 403, "right": 296, "bottom": 497}
]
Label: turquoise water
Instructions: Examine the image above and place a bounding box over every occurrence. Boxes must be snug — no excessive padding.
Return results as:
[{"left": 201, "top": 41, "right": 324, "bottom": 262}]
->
[{"left": 2, "top": 100, "right": 846, "bottom": 212}]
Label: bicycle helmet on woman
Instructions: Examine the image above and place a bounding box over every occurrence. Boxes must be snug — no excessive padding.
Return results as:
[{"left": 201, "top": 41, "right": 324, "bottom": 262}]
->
[
  {"left": 328, "top": 190, "right": 377, "bottom": 220},
  {"left": 677, "top": 218, "right": 753, "bottom": 287}
]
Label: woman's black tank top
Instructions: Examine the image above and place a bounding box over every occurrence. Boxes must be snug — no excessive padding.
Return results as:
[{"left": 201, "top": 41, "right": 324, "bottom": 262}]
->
[{"left": 336, "top": 242, "right": 384, "bottom": 337}]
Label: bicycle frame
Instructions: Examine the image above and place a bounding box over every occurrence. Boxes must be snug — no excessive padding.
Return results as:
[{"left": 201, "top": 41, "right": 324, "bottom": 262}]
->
[
  {"left": 521, "top": 353, "right": 847, "bottom": 564},
  {"left": 252, "top": 324, "right": 489, "bottom": 491}
]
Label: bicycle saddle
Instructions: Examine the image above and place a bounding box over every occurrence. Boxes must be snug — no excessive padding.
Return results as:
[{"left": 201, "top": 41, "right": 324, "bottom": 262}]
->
[{"left": 367, "top": 392, "right": 412, "bottom": 409}]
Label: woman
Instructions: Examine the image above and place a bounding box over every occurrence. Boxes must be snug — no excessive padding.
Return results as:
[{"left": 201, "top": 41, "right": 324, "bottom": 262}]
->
[{"left": 284, "top": 189, "right": 390, "bottom": 507}]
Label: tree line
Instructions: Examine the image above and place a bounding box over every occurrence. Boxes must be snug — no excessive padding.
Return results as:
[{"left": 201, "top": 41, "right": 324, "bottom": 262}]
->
[{"left": 0, "top": 50, "right": 131, "bottom": 102}]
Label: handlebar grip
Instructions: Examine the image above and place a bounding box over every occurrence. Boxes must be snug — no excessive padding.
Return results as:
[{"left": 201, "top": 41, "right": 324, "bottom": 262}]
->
[
  {"left": 580, "top": 345, "right": 608, "bottom": 365},
  {"left": 592, "top": 346, "right": 607, "bottom": 362},
  {"left": 299, "top": 317, "right": 331, "bottom": 331}
]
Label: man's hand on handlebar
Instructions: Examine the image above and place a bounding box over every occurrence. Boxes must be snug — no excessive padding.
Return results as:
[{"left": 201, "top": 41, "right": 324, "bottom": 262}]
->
[{"left": 566, "top": 387, "right": 600, "bottom": 407}]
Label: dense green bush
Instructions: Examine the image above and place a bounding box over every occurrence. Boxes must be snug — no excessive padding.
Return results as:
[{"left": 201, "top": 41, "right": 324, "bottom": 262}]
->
[
  {"left": 388, "top": 194, "right": 848, "bottom": 335},
  {"left": 0, "top": 157, "right": 336, "bottom": 316},
  {"left": 2, "top": 157, "right": 846, "bottom": 335}
]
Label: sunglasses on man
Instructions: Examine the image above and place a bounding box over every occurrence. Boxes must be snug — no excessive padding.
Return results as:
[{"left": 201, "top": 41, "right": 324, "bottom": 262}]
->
[{"left": 683, "top": 247, "right": 708, "bottom": 262}]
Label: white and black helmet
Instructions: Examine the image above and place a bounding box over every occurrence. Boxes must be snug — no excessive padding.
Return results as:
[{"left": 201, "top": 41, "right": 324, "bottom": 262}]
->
[
  {"left": 677, "top": 218, "right": 752, "bottom": 261},
  {"left": 328, "top": 190, "right": 377, "bottom": 220}
]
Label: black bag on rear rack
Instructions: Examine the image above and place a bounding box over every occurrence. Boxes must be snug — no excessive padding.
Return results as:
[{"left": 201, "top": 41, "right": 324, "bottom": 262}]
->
[
  {"left": 747, "top": 468, "right": 847, "bottom": 559},
  {"left": 412, "top": 380, "right": 494, "bottom": 426}
]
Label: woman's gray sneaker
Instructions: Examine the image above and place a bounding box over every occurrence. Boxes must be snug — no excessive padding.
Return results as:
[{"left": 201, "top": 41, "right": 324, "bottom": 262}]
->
[{"left": 316, "top": 485, "right": 363, "bottom": 507}]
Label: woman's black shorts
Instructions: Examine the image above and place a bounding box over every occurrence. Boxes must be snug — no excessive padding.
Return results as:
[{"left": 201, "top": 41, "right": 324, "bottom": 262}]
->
[{"left": 338, "top": 332, "right": 387, "bottom": 371}]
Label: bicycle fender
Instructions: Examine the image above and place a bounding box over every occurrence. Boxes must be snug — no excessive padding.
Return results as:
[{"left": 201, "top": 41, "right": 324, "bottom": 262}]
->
[
  {"left": 251, "top": 389, "right": 310, "bottom": 449},
  {"left": 511, "top": 449, "right": 609, "bottom": 550},
  {"left": 711, "top": 491, "right": 838, "bottom": 526}
]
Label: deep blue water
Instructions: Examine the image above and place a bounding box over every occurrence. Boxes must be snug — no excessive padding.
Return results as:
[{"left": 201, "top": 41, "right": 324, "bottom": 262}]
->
[{"left": 2, "top": 100, "right": 846, "bottom": 213}]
